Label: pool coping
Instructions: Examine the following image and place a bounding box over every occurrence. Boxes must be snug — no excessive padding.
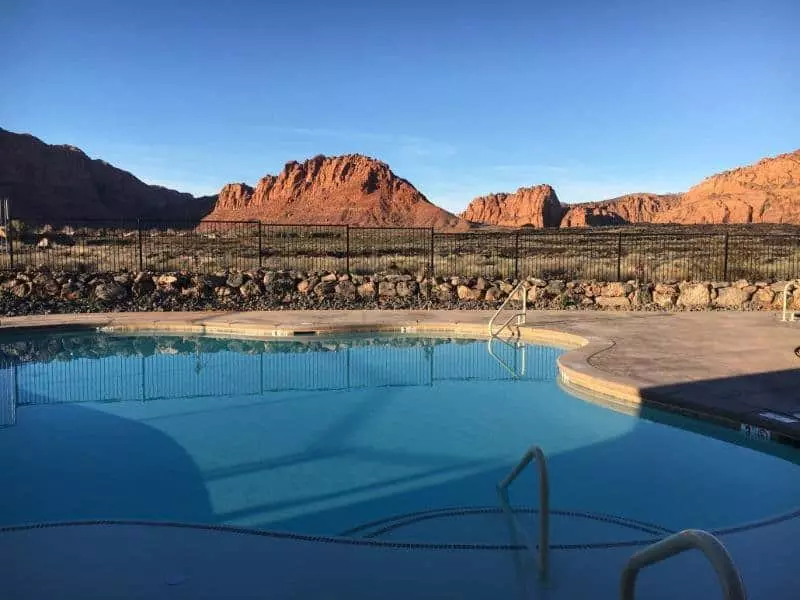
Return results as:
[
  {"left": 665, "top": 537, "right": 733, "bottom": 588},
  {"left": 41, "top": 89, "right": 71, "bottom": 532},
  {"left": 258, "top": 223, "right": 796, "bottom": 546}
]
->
[{"left": 1, "top": 312, "right": 797, "bottom": 446}]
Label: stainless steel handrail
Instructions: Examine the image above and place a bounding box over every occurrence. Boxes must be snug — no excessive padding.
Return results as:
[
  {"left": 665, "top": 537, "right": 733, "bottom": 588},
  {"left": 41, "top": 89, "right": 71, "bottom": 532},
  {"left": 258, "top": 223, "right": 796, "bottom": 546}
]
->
[
  {"left": 489, "top": 281, "right": 528, "bottom": 337},
  {"left": 620, "top": 529, "right": 747, "bottom": 600},
  {"left": 497, "top": 445, "right": 549, "bottom": 577},
  {"left": 781, "top": 280, "right": 798, "bottom": 322}
]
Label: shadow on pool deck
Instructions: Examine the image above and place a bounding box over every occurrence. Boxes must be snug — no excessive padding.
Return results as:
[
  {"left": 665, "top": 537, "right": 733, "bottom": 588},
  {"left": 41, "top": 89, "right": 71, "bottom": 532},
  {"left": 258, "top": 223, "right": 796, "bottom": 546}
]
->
[{"left": 640, "top": 367, "right": 800, "bottom": 441}]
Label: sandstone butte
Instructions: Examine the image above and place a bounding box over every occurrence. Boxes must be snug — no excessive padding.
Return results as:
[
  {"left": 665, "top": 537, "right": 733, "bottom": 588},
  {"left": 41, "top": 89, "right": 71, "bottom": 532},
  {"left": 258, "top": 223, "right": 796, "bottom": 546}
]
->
[
  {"left": 0, "top": 128, "right": 213, "bottom": 222},
  {"left": 461, "top": 148, "right": 800, "bottom": 227},
  {"left": 204, "top": 154, "right": 469, "bottom": 230},
  {"left": 459, "top": 185, "right": 563, "bottom": 227}
]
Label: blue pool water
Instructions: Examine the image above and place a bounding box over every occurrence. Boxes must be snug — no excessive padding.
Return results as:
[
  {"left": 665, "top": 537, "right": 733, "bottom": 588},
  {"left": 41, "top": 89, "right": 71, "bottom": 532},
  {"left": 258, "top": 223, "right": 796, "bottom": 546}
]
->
[{"left": 1, "top": 331, "right": 798, "bottom": 545}]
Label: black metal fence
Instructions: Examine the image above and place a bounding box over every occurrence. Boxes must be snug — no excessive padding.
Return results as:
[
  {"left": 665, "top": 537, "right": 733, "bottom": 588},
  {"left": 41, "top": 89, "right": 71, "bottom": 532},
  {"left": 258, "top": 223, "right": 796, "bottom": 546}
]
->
[{"left": 1, "top": 219, "right": 798, "bottom": 281}]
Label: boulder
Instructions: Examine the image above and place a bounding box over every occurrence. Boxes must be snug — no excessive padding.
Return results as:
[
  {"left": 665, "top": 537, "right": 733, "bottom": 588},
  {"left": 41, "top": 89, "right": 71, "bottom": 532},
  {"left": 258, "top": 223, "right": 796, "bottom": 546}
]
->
[
  {"left": 677, "top": 283, "right": 711, "bottom": 308},
  {"left": 11, "top": 282, "right": 32, "bottom": 298},
  {"left": 226, "top": 272, "right": 246, "bottom": 288},
  {"left": 752, "top": 288, "right": 775, "bottom": 306},
  {"left": 457, "top": 284, "right": 482, "bottom": 301},
  {"left": 157, "top": 274, "right": 178, "bottom": 287},
  {"left": 378, "top": 281, "right": 397, "bottom": 298},
  {"left": 296, "top": 278, "right": 313, "bottom": 294},
  {"left": 60, "top": 282, "right": 85, "bottom": 300},
  {"left": 94, "top": 282, "right": 128, "bottom": 302},
  {"left": 713, "top": 286, "right": 752, "bottom": 308},
  {"left": 484, "top": 287, "right": 502, "bottom": 302},
  {"left": 396, "top": 280, "right": 419, "bottom": 297},
  {"left": 545, "top": 280, "right": 566, "bottom": 295},
  {"left": 239, "top": 280, "right": 263, "bottom": 298},
  {"left": 132, "top": 277, "right": 155, "bottom": 297},
  {"left": 335, "top": 280, "right": 357, "bottom": 300},
  {"left": 313, "top": 281, "right": 336, "bottom": 297},
  {"left": 498, "top": 281, "right": 515, "bottom": 294},
  {"left": 595, "top": 296, "right": 631, "bottom": 309},
  {"left": 357, "top": 281, "right": 376, "bottom": 298},
  {"left": 601, "top": 282, "right": 631, "bottom": 297},
  {"left": 436, "top": 283, "right": 455, "bottom": 301}
]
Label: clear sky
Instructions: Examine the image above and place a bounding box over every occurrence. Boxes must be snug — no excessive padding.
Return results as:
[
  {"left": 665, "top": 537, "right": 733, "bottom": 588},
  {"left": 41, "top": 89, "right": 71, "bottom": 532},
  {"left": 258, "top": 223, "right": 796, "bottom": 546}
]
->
[{"left": 2, "top": 0, "right": 798, "bottom": 211}]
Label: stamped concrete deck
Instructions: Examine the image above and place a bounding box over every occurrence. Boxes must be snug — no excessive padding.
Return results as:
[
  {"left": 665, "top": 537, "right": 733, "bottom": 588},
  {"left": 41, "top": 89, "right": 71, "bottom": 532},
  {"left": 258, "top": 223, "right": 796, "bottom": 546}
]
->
[{"left": 2, "top": 309, "right": 798, "bottom": 440}]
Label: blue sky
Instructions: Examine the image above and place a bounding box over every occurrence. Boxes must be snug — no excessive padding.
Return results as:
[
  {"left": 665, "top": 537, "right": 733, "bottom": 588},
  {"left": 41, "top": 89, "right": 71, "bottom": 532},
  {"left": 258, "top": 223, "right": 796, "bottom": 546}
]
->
[{"left": 2, "top": 0, "right": 798, "bottom": 211}]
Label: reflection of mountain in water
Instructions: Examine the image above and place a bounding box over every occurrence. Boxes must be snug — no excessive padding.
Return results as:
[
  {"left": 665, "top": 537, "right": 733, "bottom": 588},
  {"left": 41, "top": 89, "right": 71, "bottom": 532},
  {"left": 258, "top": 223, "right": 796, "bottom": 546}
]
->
[{"left": 0, "top": 334, "right": 561, "bottom": 415}]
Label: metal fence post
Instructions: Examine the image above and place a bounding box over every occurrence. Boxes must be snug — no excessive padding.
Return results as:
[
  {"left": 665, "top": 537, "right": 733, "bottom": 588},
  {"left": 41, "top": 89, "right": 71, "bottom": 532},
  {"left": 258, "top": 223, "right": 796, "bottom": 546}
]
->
[
  {"left": 345, "top": 225, "right": 350, "bottom": 274},
  {"left": 137, "top": 219, "right": 143, "bottom": 271},
  {"left": 722, "top": 231, "right": 729, "bottom": 281},
  {"left": 257, "top": 221, "right": 263, "bottom": 268},
  {"left": 430, "top": 227, "right": 435, "bottom": 276},
  {"left": 616, "top": 231, "right": 623, "bottom": 281},
  {"left": 514, "top": 231, "right": 520, "bottom": 279},
  {"left": 7, "top": 227, "right": 14, "bottom": 271}
]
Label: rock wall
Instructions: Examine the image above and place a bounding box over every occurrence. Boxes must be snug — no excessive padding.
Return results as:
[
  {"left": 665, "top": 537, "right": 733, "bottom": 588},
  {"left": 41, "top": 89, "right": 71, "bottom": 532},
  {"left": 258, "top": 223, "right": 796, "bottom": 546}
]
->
[{"left": 0, "top": 268, "right": 796, "bottom": 316}]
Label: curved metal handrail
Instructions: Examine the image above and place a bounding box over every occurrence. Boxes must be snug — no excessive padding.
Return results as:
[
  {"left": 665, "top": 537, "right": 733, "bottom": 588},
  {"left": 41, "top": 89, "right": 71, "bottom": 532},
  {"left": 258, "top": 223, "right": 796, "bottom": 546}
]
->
[
  {"left": 489, "top": 281, "right": 528, "bottom": 337},
  {"left": 497, "top": 445, "right": 549, "bottom": 578},
  {"left": 620, "top": 529, "right": 746, "bottom": 600},
  {"left": 781, "top": 279, "right": 798, "bottom": 322}
]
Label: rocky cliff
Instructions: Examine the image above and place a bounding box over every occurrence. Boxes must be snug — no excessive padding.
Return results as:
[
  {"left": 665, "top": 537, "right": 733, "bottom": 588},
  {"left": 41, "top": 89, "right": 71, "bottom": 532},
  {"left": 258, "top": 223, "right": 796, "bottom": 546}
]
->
[
  {"left": 560, "top": 193, "right": 682, "bottom": 227},
  {"left": 459, "top": 185, "right": 563, "bottom": 227},
  {"left": 652, "top": 149, "right": 800, "bottom": 224},
  {"left": 0, "top": 128, "right": 213, "bottom": 222},
  {"left": 206, "top": 154, "right": 468, "bottom": 230}
]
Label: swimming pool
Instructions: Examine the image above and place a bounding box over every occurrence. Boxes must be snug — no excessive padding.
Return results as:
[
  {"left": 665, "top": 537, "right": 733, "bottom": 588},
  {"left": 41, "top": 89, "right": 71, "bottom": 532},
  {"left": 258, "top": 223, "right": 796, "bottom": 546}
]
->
[{"left": 1, "top": 331, "right": 798, "bottom": 548}]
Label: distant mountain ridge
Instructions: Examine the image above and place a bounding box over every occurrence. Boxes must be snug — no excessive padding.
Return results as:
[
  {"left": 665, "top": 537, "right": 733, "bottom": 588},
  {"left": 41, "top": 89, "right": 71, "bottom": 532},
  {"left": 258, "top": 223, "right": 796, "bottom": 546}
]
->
[
  {"left": 2, "top": 127, "right": 798, "bottom": 228},
  {"left": 0, "top": 128, "right": 213, "bottom": 221},
  {"left": 461, "top": 149, "right": 800, "bottom": 227}
]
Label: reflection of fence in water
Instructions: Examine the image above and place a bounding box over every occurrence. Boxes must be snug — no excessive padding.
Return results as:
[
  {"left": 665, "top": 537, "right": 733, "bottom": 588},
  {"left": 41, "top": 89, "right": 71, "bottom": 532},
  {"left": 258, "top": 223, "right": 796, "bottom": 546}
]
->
[{"left": 5, "top": 342, "right": 560, "bottom": 408}]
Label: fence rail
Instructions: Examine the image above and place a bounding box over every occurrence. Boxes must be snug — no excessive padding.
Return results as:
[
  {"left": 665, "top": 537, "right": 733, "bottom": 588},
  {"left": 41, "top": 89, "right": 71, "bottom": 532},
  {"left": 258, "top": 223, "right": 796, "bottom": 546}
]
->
[{"left": 0, "top": 218, "right": 798, "bottom": 281}]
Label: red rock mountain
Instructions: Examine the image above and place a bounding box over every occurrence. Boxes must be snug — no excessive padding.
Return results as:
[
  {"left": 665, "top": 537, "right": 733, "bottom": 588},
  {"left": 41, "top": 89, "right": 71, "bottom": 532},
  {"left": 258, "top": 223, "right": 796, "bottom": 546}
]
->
[
  {"left": 205, "top": 154, "right": 468, "bottom": 230},
  {"left": 460, "top": 185, "right": 563, "bottom": 227},
  {"left": 0, "top": 128, "right": 213, "bottom": 222},
  {"left": 462, "top": 149, "right": 800, "bottom": 227},
  {"left": 651, "top": 149, "right": 800, "bottom": 224},
  {"left": 560, "top": 193, "right": 681, "bottom": 227}
]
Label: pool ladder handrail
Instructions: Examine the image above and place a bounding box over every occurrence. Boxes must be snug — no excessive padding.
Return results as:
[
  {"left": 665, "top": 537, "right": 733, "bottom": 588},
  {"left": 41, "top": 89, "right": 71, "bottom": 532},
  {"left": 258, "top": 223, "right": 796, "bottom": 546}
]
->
[
  {"left": 781, "top": 279, "right": 799, "bottom": 322},
  {"left": 497, "top": 445, "right": 549, "bottom": 578},
  {"left": 486, "top": 336, "right": 527, "bottom": 379},
  {"left": 620, "top": 529, "right": 747, "bottom": 600},
  {"left": 489, "top": 281, "right": 528, "bottom": 337}
]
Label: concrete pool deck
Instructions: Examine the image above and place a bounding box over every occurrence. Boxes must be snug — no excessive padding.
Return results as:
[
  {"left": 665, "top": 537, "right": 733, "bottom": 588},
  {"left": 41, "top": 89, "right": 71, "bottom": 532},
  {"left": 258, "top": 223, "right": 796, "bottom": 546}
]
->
[{"left": 1, "top": 309, "right": 798, "bottom": 441}]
